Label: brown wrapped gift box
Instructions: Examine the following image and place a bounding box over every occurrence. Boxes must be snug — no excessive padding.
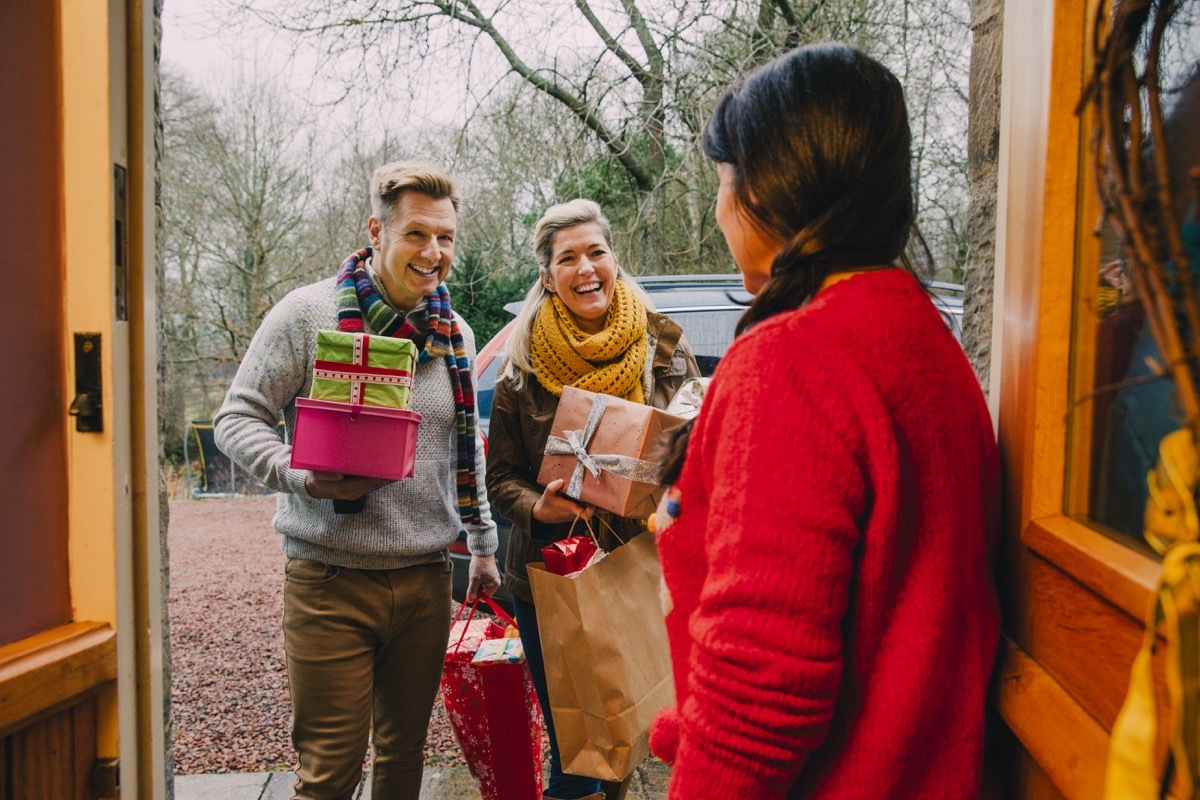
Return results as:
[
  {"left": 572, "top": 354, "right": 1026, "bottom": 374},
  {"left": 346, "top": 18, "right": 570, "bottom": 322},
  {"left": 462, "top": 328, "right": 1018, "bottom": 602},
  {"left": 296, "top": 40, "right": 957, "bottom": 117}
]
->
[{"left": 536, "top": 386, "right": 688, "bottom": 518}]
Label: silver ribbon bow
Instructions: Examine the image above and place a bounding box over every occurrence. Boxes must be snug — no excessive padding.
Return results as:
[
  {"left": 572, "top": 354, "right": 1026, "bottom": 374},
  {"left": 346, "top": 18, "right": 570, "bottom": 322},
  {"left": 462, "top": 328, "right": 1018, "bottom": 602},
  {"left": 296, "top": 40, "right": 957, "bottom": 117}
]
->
[{"left": 543, "top": 393, "right": 665, "bottom": 498}]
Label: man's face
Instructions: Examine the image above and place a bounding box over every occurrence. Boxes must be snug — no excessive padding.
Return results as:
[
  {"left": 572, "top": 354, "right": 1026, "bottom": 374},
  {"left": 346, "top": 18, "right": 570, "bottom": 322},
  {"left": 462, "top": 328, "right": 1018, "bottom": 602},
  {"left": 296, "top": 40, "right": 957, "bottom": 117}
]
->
[{"left": 367, "top": 192, "right": 457, "bottom": 312}]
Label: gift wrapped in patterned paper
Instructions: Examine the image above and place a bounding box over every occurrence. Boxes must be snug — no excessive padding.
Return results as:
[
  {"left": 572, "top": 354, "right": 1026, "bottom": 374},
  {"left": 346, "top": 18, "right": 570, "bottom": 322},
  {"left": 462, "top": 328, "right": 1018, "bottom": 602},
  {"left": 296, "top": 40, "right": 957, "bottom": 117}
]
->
[
  {"left": 536, "top": 386, "right": 688, "bottom": 518},
  {"left": 471, "top": 636, "right": 526, "bottom": 665},
  {"left": 289, "top": 330, "right": 422, "bottom": 481},
  {"left": 309, "top": 330, "right": 416, "bottom": 409}
]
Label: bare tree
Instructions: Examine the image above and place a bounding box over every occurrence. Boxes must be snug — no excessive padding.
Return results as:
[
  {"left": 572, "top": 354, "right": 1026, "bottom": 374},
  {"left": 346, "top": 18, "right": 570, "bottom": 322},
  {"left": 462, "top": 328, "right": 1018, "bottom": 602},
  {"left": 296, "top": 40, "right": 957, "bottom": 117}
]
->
[
  {"left": 182, "top": 0, "right": 972, "bottom": 292},
  {"left": 161, "top": 70, "right": 321, "bottom": 425},
  {"left": 226, "top": 0, "right": 867, "bottom": 268}
]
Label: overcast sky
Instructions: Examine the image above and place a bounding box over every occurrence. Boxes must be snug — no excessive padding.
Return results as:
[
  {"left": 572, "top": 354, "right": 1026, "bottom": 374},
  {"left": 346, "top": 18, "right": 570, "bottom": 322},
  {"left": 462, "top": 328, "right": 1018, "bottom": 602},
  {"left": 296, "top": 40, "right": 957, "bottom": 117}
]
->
[
  {"left": 160, "top": 0, "right": 476, "bottom": 131},
  {"left": 161, "top": 1, "right": 276, "bottom": 90}
]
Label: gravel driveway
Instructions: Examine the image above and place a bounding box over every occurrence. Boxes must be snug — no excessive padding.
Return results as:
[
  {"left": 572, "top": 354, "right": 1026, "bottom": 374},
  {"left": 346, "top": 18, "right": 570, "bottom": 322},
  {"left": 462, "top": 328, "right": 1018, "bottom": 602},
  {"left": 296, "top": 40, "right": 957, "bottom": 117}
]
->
[{"left": 168, "top": 497, "right": 471, "bottom": 775}]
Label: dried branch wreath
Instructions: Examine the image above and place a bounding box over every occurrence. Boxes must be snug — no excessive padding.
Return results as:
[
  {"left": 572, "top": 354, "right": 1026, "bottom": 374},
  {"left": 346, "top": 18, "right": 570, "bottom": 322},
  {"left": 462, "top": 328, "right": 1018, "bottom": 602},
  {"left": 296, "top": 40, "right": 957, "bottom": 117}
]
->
[
  {"left": 1085, "top": 0, "right": 1200, "bottom": 551},
  {"left": 1088, "top": 0, "right": 1198, "bottom": 431}
]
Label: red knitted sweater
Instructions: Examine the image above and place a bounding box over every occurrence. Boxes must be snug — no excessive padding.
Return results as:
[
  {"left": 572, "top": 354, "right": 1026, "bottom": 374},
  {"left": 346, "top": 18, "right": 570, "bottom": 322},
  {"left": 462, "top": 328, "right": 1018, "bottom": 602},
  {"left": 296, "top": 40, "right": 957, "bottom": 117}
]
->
[{"left": 650, "top": 269, "right": 1000, "bottom": 799}]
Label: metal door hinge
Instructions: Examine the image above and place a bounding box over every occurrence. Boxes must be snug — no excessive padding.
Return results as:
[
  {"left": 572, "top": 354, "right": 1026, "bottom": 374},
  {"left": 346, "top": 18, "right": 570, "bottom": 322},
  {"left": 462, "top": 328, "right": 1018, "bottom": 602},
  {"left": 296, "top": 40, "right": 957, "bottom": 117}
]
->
[{"left": 113, "top": 163, "right": 128, "bottom": 322}]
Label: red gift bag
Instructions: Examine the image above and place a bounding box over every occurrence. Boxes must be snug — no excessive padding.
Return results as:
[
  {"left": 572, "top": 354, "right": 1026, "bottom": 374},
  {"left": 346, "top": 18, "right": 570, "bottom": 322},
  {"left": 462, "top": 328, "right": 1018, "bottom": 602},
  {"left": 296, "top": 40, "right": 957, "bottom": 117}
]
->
[{"left": 441, "top": 595, "right": 543, "bottom": 800}]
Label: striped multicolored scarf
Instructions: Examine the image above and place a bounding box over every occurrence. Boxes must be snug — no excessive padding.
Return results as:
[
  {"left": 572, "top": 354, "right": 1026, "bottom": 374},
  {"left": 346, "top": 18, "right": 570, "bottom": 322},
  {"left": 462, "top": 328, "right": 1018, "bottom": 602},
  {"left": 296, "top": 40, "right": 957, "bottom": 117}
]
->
[{"left": 335, "top": 247, "right": 480, "bottom": 525}]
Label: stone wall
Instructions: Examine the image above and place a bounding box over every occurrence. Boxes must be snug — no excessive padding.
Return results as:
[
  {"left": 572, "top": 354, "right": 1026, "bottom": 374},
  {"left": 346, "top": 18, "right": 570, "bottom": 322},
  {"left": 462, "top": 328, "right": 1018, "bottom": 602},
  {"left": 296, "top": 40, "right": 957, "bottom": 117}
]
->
[
  {"left": 154, "top": 0, "right": 176, "bottom": 796},
  {"left": 965, "top": 0, "right": 1003, "bottom": 394}
]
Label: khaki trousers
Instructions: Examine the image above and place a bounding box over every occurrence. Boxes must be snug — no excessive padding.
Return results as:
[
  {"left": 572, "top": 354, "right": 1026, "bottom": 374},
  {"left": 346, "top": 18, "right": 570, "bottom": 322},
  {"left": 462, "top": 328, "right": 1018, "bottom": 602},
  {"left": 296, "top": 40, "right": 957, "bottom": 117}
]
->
[{"left": 283, "top": 556, "right": 452, "bottom": 800}]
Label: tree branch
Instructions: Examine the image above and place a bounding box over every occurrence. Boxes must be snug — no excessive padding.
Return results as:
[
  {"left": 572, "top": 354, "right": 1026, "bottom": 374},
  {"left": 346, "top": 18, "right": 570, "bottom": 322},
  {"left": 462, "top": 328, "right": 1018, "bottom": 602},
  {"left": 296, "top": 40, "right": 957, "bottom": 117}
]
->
[
  {"left": 573, "top": 0, "right": 651, "bottom": 85},
  {"left": 436, "top": 0, "right": 654, "bottom": 189}
]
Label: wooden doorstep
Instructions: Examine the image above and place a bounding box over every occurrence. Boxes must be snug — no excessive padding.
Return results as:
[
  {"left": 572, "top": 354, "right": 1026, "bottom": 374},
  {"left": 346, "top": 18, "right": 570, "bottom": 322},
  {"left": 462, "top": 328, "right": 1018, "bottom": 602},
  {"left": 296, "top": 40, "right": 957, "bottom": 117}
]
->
[
  {"left": 0, "top": 621, "right": 116, "bottom": 738},
  {"left": 996, "top": 636, "right": 1110, "bottom": 800}
]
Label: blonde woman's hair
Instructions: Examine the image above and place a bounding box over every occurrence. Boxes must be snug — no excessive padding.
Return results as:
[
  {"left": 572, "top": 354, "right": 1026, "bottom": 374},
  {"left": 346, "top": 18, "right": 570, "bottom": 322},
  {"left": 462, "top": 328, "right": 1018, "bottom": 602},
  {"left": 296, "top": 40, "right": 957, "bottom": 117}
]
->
[
  {"left": 501, "top": 199, "right": 655, "bottom": 391},
  {"left": 369, "top": 161, "right": 462, "bottom": 226}
]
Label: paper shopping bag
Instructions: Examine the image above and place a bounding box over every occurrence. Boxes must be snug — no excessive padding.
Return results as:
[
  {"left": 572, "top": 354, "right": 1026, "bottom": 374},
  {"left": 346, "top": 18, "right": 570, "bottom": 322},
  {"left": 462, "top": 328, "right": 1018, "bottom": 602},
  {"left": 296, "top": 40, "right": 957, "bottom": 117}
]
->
[{"left": 527, "top": 532, "right": 674, "bottom": 781}]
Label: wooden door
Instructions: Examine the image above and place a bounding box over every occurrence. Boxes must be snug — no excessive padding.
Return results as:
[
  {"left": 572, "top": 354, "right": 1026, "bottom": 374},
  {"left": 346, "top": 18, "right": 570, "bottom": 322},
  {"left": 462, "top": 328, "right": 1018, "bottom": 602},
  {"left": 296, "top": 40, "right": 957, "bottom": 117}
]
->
[
  {"left": 0, "top": 0, "right": 162, "bottom": 797},
  {"left": 0, "top": 0, "right": 72, "bottom": 650},
  {"left": 992, "top": 0, "right": 1189, "bottom": 796}
]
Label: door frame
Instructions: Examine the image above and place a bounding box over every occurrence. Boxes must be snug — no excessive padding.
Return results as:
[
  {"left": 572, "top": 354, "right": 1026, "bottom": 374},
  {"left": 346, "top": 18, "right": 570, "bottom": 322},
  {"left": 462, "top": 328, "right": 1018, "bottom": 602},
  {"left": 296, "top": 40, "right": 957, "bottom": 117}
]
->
[{"left": 990, "top": 0, "right": 1163, "bottom": 795}]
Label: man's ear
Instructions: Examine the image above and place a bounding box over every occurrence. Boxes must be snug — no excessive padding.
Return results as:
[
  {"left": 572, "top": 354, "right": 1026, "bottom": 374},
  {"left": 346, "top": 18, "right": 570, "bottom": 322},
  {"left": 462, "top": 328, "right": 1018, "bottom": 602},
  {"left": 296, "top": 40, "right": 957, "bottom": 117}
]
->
[{"left": 367, "top": 216, "right": 382, "bottom": 245}]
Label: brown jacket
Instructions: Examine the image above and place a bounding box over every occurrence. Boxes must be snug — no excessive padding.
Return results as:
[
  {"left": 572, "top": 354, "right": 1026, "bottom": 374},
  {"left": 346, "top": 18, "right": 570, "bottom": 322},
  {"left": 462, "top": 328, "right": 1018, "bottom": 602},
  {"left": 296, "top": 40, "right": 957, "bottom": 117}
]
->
[{"left": 486, "top": 312, "right": 701, "bottom": 603}]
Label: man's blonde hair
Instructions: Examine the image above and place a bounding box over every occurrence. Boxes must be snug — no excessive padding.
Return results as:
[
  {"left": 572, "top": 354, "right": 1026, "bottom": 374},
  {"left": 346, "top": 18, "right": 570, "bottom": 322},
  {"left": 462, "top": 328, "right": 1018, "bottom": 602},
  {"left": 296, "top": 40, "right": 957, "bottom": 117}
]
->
[{"left": 370, "top": 161, "right": 462, "bottom": 225}]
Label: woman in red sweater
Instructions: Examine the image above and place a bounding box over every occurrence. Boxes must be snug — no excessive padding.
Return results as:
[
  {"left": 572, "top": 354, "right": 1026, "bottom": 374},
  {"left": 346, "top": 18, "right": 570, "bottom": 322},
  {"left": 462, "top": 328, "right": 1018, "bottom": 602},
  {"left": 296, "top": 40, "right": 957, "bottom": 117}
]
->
[{"left": 648, "top": 43, "right": 1000, "bottom": 798}]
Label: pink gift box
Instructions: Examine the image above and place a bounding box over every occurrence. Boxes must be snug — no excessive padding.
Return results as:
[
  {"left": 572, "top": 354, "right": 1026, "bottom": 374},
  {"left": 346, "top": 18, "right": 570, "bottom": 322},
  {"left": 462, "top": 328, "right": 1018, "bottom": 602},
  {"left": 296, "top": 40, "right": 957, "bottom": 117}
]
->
[{"left": 290, "top": 397, "right": 422, "bottom": 481}]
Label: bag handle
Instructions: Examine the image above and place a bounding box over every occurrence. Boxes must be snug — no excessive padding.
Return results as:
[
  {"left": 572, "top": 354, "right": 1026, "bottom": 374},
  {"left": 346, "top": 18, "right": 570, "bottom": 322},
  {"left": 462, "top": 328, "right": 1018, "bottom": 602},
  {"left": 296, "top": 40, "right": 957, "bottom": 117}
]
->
[
  {"left": 1104, "top": 542, "right": 1200, "bottom": 798},
  {"left": 449, "top": 593, "right": 519, "bottom": 656},
  {"left": 479, "top": 592, "right": 519, "bottom": 630},
  {"left": 564, "top": 511, "right": 627, "bottom": 549},
  {"left": 594, "top": 514, "right": 626, "bottom": 546}
]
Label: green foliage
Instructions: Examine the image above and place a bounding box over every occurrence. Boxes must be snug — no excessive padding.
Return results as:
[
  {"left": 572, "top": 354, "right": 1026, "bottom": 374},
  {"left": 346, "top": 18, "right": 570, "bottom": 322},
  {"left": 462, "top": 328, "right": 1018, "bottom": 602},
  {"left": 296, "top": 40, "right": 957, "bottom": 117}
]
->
[
  {"left": 554, "top": 151, "right": 642, "bottom": 217},
  {"left": 162, "top": 421, "right": 188, "bottom": 466},
  {"left": 445, "top": 251, "right": 538, "bottom": 345},
  {"left": 552, "top": 136, "right": 684, "bottom": 220}
]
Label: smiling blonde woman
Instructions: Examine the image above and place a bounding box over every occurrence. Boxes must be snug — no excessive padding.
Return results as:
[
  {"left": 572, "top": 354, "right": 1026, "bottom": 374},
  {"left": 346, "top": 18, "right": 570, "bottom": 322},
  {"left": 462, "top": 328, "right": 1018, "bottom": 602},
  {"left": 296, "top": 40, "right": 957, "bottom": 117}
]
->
[{"left": 485, "top": 199, "right": 699, "bottom": 800}]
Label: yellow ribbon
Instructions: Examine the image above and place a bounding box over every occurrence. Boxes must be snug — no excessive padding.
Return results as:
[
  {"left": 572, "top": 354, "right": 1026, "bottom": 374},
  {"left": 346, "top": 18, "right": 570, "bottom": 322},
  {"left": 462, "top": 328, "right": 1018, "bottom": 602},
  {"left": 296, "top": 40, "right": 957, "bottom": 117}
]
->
[{"left": 1105, "top": 542, "right": 1200, "bottom": 799}]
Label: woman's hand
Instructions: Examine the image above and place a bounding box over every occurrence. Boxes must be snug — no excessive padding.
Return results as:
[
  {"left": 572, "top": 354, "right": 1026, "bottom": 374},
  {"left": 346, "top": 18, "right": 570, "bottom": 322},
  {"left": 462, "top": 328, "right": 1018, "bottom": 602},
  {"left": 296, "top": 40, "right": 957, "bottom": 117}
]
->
[
  {"left": 532, "top": 478, "right": 595, "bottom": 524},
  {"left": 304, "top": 471, "right": 395, "bottom": 500}
]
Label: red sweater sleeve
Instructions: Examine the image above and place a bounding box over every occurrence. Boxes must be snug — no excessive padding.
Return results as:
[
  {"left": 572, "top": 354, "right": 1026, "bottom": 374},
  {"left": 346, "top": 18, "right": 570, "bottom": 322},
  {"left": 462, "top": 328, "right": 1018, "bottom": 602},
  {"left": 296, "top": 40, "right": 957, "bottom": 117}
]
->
[{"left": 668, "top": 340, "right": 869, "bottom": 798}]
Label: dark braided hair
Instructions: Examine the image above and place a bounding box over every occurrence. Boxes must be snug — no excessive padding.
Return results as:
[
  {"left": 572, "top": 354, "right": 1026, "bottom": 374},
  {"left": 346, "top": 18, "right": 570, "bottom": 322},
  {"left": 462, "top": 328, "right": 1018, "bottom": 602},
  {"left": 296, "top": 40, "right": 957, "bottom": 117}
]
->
[
  {"left": 659, "top": 44, "right": 925, "bottom": 487},
  {"left": 702, "top": 43, "right": 923, "bottom": 335}
]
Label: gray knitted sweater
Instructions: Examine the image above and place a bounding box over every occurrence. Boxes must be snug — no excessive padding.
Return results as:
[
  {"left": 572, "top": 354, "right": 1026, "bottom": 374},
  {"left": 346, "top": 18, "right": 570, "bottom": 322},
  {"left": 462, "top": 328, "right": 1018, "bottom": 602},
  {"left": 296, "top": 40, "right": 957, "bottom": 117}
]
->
[{"left": 213, "top": 276, "right": 498, "bottom": 569}]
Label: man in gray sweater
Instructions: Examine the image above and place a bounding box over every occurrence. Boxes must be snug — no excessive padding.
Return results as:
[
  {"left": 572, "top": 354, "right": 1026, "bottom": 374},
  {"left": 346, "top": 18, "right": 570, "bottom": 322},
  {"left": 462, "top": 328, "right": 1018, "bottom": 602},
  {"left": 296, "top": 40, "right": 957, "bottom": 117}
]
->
[{"left": 214, "top": 161, "right": 500, "bottom": 800}]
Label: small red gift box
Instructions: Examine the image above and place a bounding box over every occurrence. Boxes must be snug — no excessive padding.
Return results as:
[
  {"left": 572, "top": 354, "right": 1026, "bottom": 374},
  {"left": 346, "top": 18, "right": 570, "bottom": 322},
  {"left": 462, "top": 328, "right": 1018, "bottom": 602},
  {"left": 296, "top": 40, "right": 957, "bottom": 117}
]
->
[{"left": 542, "top": 535, "right": 598, "bottom": 576}]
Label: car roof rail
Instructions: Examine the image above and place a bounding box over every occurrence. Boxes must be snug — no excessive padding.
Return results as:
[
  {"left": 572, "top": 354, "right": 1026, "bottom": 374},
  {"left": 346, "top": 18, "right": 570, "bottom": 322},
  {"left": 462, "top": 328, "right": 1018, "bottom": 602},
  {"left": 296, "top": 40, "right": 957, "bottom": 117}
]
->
[
  {"left": 635, "top": 273, "right": 744, "bottom": 288},
  {"left": 924, "top": 280, "right": 965, "bottom": 297},
  {"left": 502, "top": 273, "right": 748, "bottom": 316}
]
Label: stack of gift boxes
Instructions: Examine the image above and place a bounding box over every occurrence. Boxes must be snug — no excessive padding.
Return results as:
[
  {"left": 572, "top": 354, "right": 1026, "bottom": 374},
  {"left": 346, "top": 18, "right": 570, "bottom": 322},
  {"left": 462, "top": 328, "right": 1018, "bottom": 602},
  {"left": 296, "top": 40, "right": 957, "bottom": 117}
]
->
[
  {"left": 290, "top": 331, "right": 423, "bottom": 482},
  {"left": 448, "top": 615, "right": 527, "bottom": 665}
]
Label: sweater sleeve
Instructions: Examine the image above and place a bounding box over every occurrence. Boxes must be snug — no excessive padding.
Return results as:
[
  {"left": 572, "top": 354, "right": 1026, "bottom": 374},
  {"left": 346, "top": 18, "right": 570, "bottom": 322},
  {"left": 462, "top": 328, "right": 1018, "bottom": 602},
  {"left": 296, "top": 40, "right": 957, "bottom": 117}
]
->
[
  {"left": 668, "top": 339, "right": 869, "bottom": 798},
  {"left": 213, "top": 294, "right": 314, "bottom": 497},
  {"left": 484, "top": 376, "right": 544, "bottom": 540}
]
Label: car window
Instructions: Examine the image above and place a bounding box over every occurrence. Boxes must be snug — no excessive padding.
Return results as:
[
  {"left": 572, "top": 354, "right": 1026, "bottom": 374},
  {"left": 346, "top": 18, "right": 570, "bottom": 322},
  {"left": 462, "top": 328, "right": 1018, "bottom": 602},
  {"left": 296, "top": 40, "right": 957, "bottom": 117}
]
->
[
  {"left": 476, "top": 354, "right": 503, "bottom": 433},
  {"left": 661, "top": 308, "right": 742, "bottom": 377},
  {"left": 927, "top": 283, "right": 965, "bottom": 343}
]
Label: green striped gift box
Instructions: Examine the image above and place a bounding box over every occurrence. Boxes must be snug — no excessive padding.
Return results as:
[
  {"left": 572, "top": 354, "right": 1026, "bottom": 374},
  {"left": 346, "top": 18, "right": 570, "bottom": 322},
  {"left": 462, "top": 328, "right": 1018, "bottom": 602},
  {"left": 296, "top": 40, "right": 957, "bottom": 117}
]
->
[{"left": 309, "top": 330, "right": 416, "bottom": 410}]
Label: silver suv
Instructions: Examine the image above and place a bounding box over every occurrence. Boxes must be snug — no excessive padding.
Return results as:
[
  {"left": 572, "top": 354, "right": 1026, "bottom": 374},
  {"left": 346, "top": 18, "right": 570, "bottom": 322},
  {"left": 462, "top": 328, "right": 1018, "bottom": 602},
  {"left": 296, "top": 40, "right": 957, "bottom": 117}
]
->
[{"left": 451, "top": 274, "right": 964, "bottom": 609}]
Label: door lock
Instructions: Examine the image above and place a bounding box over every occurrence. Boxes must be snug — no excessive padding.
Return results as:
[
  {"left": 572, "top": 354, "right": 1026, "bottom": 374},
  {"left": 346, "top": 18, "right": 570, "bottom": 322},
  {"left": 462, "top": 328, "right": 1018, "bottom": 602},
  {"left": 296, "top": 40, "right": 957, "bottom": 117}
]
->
[{"left": 69, "top": 332, "right": 103, "bottom": 432}]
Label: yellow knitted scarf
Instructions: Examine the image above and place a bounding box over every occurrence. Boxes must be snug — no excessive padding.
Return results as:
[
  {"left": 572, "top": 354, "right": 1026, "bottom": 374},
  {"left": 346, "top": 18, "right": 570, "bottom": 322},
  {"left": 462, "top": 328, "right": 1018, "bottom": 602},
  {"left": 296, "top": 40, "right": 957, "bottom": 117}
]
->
[{"left": 531, "top": 280, "right": 648, "bottom": 404}]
